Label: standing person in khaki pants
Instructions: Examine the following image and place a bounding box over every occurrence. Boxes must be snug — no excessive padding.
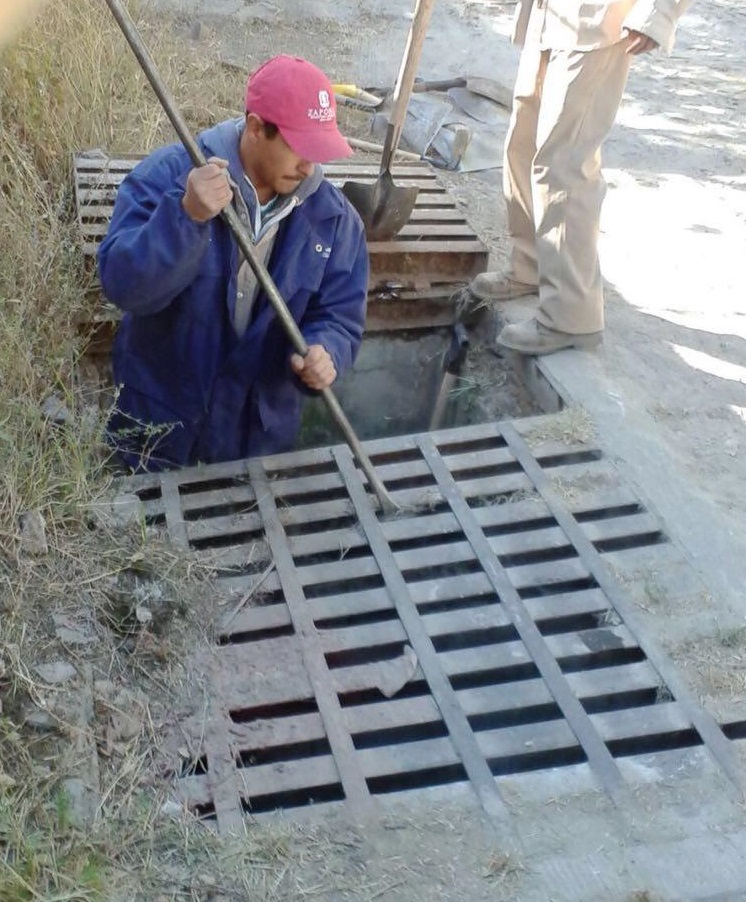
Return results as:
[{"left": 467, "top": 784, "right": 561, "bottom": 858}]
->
[{"left": 469, "top": 0, "right": 693, "bottom": 355}]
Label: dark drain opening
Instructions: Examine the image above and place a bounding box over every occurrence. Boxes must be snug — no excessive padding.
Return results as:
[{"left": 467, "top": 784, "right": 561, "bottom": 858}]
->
[
  {"left": 293, "top": 545, "right": 377, "bottom": 567},
  {"left": 230, "top": 698, "right": 319, "bottom": 724},
  {"left": 593, "top": 532, "right": 666, "bottom": 553},
  {"left": 179, "top": 477, "right": 250, "bottom": 496},
  {"left": 581, "top": 688, "right": 660, "bottom": 714},
  {"left": 416, "top": 593, "right": 496, "bottom": 616},
  {"left": 469, "top": 702, "right": 563, "bottom": 731},
  {"left": 498, "top": 545, "right": 578, "bottom": 568},
  {"left": 520, "top": 577, "right": 599, "bottom": 598},
  {"left": 283, "top": 514, "right": 359, "bottom": 537},
  {"left": 275, "top": 487, "right": 350, "bottom": 507},
  {"left": 352, "top": 720, "right": 449, "bottom": 750},
  {"left": 183, "top": 502, "right": 257, "bottom": 521},
  {"left": 538, "top": 612, "right": 610, "bottom": 636},
  {"left": 607, "top": 728, "right": 702, "bottom": 757},
  {"left": 483, "top": 516, "right": 557, "bottom": 536},
  {"left": 389, "top": 530, "right": 468, "bottom": 553},
  {"left": 242, "top": 783, "right": 346, "bottom": 814},
  {"left": 179, "top": 754, "right": 209, "bottom": 777},
  {"left": 190, "top": 532, "right": 263, "bottom": 551},
  {"left": 306, "top": 574, "right": 385, "bottom": 599},
  {"left": 314, "top": 608, "right": 399, "bottom": 630},
  {"left": 338, "top": 680, "right": 431, "bottom": 708},
  {"left": 431, "top": 625, "right": 518, "bottom": 652},
  {"left": 237, "top": 737, "right": 332, "bottom": 767},
  {"left": 539, "top": 450, "right": 603, "bottom": 467},
  {"left": 325, "top": 643, "right": 410, "bottom": 669},
  {"left": 220, "top": 622, "right": 295, "bottom": 645},
  {"left": 450, "top": 663, "right": 540, "bottom": 690},
  {"left": 575, "top": 503, "right": 643, "bottom": 522},
  {"left": 404, "top": 559, "right": 484, "bottom": 581},
  {"left": 559, "top": 646, "right": 646, "bottom": 672},
  {"left": 488, "top": 745, "right": 586, "bottom": 776},
  {"left": 366, "top": 763, "right": 468, "bottom": 795},
  {"left": 721, "top": 720, "right": 746, "bottom": 740}
]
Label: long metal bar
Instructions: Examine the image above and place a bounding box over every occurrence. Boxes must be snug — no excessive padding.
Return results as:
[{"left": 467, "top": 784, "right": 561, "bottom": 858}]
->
[{"left": 103, "top": 0, "right": 398, "bottom": 516}]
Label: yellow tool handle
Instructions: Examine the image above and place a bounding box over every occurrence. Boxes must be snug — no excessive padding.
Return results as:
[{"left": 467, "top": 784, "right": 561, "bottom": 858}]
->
[{"left": 332, "top": 84, "right": 381, "bottom": 106}]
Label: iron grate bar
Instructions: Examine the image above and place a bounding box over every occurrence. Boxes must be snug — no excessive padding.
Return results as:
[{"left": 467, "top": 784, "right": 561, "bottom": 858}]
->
[
  {"left": 498, "top": 421, "right": 743, "bottom": 794},
  {"left": 203, "top": 701, "right": 245, "bottom": 834},
  {"left": 417, "top": 434, "right": 625, "bottom": 797},
  {"left": 247, "top": 459, "right": 374, "bottom": 815},
  {"left": 332, "top": 445, "right": 510, "bottom": 821},
  {"left": 159, "top": 471, "right": 190, "bottom": 549}
]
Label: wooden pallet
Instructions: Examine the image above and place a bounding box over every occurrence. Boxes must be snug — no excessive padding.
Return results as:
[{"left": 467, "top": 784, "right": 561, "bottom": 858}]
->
[{"left": 73, "top": 152, "right": 487, "bottom": 331}]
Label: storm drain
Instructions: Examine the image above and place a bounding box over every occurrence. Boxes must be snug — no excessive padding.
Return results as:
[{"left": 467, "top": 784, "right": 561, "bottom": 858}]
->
[{"left": 123, "top": 420, "right": 738, "bottom": 831}]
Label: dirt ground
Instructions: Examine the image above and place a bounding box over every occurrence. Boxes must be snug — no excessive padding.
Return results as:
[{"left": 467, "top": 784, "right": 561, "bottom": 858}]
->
[{"left": 44, "top": 0, "right": 745, "bottom": 898}]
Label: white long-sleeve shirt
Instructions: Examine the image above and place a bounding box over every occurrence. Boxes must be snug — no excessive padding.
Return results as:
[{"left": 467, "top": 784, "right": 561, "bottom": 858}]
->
[{"left": 513, "top": 0, "right": 693, "bottom": 53}]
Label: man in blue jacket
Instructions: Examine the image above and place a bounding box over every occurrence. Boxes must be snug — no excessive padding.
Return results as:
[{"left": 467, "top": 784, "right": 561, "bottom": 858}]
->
[{"left": 99, "top": 55, "right": 369, "bottom": 471}]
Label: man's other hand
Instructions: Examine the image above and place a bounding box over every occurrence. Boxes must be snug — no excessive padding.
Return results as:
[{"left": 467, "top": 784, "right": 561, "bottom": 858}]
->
[
  {"left": 182, "top": 157, "right": 233, "bottom": 223},
  {"left": 623, "top": 29, "right": 659, "bottom": 55},
  {"left": 290, "top": 345, "right": 337, "bottom": 390}
]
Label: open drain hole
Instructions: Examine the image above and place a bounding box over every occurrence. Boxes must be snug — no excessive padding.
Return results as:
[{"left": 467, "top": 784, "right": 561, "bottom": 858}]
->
[
  {"left": 179, "top": 754, "right": 209, "bottom": 777},
  {"left": 488, "top": 745, "right": 586, "bottom": 775},
  {"left": 242, "top": 783, "right": 346, "bottom": 814},
  {"left": 607, "top": 728, "right": 702, "bottom": 757},
  {"left": 721, "top": 720, "right": 746, "bottom": 740},
  {"left": 236, "top": 737, "right": 332, "bottom": 767},
  {"left": 352, "top": 720, "right": 449, "bottom": 750},
  {"left": 367, "top": 763, "right": 468, "bottom": 795},
  {"left": 230, "top": 697, "right": 319, "bottom": 724},
  {"left": 220, "top": 622, "right": 295, "bottom": 645}
]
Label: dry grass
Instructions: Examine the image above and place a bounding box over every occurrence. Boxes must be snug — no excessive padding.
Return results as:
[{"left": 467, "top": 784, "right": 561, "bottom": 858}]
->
[{"left": 0, "top": 2, "right": 267, "bottom": 898}]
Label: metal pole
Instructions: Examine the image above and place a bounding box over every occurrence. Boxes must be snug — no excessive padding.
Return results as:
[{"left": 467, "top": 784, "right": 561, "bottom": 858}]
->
[{"left": 103, "top": 0, "right": 398, "bottom": 515}]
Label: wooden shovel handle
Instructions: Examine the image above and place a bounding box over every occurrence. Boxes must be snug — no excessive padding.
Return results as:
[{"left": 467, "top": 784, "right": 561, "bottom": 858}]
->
[{"left": 380, "top": 0, "right": 437, "bottom": 173}]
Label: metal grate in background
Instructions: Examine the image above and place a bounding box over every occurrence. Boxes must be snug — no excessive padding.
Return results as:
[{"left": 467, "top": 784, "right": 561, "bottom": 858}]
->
[{"left": 123, "top": 421, "right": 739, "bottom": 832}]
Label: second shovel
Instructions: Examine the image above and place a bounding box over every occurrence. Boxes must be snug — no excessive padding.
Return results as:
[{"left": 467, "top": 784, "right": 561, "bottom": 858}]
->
[{"left": 342, "top": 0, "right": 436, "bottom": 241}]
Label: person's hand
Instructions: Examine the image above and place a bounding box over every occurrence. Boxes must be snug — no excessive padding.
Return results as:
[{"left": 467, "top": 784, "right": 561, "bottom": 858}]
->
[
  {"left": 182, "top": 157, "right": 233, "bottom": 223},
  {"left": 290, "top": 344, "right": 337, "bottom": 390},
  {"left": 622, "top": 29, "right": 658, "bottom": 55}
]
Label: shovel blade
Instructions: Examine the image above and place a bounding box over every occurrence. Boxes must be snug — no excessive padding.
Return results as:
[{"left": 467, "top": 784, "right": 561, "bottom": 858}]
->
[{"left": 342, "top": 169, "right": 419, "bottom": 242}]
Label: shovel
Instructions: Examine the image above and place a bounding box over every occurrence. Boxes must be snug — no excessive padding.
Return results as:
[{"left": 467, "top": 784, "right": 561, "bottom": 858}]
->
[
  {"left": 342, "top": 0, "right": 436, "bottom": 242},
  {"left": 103, "top": 0, "right": 399, "bottom": 517}
]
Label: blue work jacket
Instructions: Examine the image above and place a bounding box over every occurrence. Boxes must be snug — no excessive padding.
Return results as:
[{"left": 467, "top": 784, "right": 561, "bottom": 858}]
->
[{"left": 99, "top": 120, "right": 368, "bottom": 471}]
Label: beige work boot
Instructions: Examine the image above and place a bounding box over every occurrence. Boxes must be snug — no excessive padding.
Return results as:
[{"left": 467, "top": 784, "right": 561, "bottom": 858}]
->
[
  {"left": 468, "top": 271, "right": 538, "bottom": 302},
  {"left": 496, "top": 317, "right": 603, "bottom": 356}
]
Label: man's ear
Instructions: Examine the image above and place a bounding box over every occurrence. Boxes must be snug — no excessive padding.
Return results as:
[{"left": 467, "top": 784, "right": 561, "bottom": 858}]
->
[{"left": 244, "top": 112, "right": 265, "bottom": 140}]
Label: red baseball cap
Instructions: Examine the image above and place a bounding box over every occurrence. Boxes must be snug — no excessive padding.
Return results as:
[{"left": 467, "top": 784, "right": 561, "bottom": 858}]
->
[{"left": 245, "top": 55, "right": 353, "bottom": 163}]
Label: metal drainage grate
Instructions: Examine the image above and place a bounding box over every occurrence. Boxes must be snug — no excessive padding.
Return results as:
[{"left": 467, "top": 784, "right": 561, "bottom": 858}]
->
[{"left": 124, "top": 421, "right": 739, "bottom": 831}]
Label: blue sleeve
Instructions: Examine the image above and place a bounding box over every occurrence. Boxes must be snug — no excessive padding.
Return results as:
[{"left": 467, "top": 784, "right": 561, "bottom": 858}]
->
[
  {"left": 300, "top": 209, "right": 369, "bottom": 377},
  {"left": 97, "top": 152, "right": 212, "bottom": 315}
]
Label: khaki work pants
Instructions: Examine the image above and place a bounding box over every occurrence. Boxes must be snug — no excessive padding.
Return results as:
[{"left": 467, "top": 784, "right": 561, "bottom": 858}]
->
[{"left": 504, "top": 41, "right": 632, "bottom": 334}]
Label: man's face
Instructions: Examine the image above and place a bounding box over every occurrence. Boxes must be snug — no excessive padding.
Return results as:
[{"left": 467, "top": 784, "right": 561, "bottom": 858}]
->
[{"left": 241, "top": 114, "right": 314, "bottom": 202}]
